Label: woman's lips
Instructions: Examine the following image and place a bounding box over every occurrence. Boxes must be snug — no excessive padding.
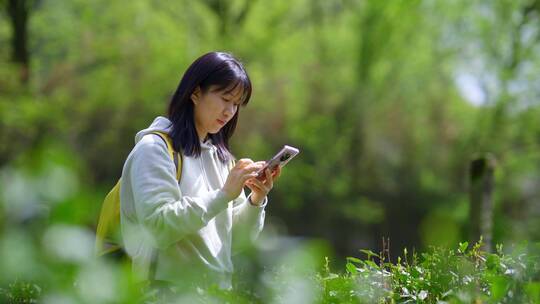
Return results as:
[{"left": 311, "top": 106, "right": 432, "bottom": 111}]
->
[{"left": 217, "top": 119, "right": 226, "bottom": 126}]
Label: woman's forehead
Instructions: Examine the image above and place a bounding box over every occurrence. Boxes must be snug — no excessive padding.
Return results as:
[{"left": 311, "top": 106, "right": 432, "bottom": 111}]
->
[{"left": 214, "top": 82, "right": 244, "bottom": 97}]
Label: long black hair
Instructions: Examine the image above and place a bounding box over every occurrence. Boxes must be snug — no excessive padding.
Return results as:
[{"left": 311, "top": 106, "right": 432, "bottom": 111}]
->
[{"left": 167, "top": 52, "right": 252, "bottom": 163}]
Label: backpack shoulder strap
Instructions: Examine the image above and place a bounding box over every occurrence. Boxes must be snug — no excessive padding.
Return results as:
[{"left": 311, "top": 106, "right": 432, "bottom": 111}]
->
[{"left": 149, "top": 131, "right": 182, "bottom": 182}]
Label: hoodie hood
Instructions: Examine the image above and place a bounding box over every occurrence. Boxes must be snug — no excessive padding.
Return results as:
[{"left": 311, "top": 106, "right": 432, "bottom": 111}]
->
[
  {"left": 135, "top": 116, "right": 214, "bottom": 150},
  {"left": 135, "top": 116, "right": 173, "bottom": 144}
]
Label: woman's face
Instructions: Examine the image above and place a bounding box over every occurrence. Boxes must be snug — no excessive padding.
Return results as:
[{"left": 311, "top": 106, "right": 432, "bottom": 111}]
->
[{"left": 191, "top": 84, "right": 243, "bottom": 141}]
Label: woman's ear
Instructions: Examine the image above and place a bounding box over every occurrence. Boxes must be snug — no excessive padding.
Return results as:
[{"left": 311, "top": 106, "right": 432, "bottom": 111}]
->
[{"left": 191, "top": 87, "right": 201, "bottom": 105}]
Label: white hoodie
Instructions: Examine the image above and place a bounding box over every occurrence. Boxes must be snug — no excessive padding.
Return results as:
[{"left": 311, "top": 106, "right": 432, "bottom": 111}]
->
[{"left": 119, "top": 116, "right": 267, "bottom": 290}]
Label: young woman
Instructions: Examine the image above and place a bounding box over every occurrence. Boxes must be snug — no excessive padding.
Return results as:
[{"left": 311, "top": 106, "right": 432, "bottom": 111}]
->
[{"left": 119, "top": 52, "right": 280, "bottom": 292}]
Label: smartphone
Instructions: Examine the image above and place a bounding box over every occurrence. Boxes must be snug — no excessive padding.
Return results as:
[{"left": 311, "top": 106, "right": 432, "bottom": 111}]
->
[{"left": 256, "top": 145, "right": 300, "bottom": 180}]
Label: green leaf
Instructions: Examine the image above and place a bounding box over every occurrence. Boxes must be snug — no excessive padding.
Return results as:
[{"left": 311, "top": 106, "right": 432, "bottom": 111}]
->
[
  {"left": 364, "top": 260, "right": 380, "bottom": 269},
  {"left": 489, "top": 275, "right": 509, "bottom": 300},
  {"left": 346, "top": 256, "right": 363, "bottom": 264},
  {"left": 322, "top": 273, "right": 340, "bottom": 281},
  {"left": 458, "top": 242, "right": 469, "bottom": 253},
  {"left": 485, "top": 254, "right": 500, "bottom": 270},
  {"left": 359, "top": 249, "right": 380, "bottom": 259},
  {"left": 346, "top": 262, "right": 357, "bottom": 275}
]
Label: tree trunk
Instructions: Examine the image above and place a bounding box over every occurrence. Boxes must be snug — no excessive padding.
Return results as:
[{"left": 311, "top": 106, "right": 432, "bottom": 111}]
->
[
  {"left": 469, "top": 154, "right": 496, "bottom": 252},
  {"left": 7, "top": 0, "right": 31, "bottom": 84}
]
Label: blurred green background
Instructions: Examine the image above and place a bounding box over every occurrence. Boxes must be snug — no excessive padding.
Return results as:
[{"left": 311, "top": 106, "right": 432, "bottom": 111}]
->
[{"left": 1, "top": 0, "right": 540, "bottom": 300}]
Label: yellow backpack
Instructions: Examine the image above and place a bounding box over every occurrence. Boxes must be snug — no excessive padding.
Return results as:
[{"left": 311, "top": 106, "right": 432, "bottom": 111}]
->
[{"left": 95, "top": 131, "right": 182, "bottom": 257}]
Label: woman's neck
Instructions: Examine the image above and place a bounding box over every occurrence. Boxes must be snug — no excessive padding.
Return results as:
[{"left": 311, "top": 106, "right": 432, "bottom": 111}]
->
[{"left": 195, "top": 125, "right": 208, "bottom": 142}]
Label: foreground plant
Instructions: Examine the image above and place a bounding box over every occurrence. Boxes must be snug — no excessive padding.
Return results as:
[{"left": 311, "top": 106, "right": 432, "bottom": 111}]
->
[
  {"left": 318, "top": 240, "right": 540, "bottom": 303},
  {"left": 2, "top": 240, "right": 539, "bottom": 303}
]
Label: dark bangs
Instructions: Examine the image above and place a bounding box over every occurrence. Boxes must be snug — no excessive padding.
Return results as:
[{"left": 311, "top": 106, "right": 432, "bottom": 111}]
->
[
  {"left": 167, "top": 52, "right": 252, "bottom": 164},
  {"left": 202, "top": 62, "right": 252, "bottom": 106}
]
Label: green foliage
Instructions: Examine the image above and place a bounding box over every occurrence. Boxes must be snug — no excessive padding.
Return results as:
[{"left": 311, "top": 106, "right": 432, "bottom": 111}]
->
[
  {"left": 321, "top": 241, "right": 540, "bottom": 303},
  {"left": 2, "top": 241, "right": 539, "bottom": 303},
  {"left": 0, "top": 280, "right": 41, "bottom": 304},
  {"left": 1, "top": 0, "right": 540, "bottom": 302}
]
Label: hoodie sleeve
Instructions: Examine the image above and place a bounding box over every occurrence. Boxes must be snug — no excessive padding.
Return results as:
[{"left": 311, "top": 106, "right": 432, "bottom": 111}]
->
[
  {"left": 231, "top": 188, "right": 267, "bottom": 255},
  {"left": 128, "top": 138, "right": 232, "bottom": 249}
]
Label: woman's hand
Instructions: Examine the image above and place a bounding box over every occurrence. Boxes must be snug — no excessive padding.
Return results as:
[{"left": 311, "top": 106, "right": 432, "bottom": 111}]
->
[
  {"left": 222, "top": 159, "right": 264, "bottom": 200},
  {"left": 245, "top": 165, "right": 281, "bottom": 205}
]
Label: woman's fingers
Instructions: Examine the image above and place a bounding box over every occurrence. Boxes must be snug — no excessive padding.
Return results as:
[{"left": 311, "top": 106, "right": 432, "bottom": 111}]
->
[
  {"left": 236, "top": 159, "right": 264, "bottom": 168},
  {"left": 272, "top": 166, "right": 282, "bottom": 180},
  {"left": 245, "top": 180, "right": 262, "bottom": 191},
  {"left": 236, "top": 158, "right": 251, "bottom": 166},
  {"left": 251, "top": 170, "right": 272, "bottom": 189},
  {"left": 237, "top": 160, "right": 266, "bottom": 171},
  {"left": 234, "top": 160, "right": 262, "bottom": 175},
  {"left": 243, "top": 165, "right": 263, "bottom": 176},
  {"left": 243, "top": 163, "right": 282, "bottom": 202},
  {"left": 264, "top": 168, "right": 273, "bottom": 188},
  {"left": 247, "top": 178, "right": 269, "bottom": 192},
  {"left": 236, "top": 160, "right": 279, "bottom": 190},
  {"left": 239, "top": 163, "right": 264, "bottom": 183}
]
